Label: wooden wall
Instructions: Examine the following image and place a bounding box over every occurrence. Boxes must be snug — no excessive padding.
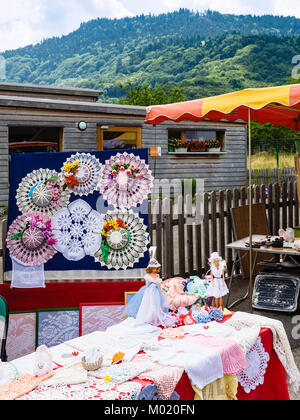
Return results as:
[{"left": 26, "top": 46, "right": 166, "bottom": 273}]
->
[
  {"left": 142, "top": 120, "right": 248, "bottom": 190},
  {"left": 0, "top": 105, "right": 247, "bottom": 203}
]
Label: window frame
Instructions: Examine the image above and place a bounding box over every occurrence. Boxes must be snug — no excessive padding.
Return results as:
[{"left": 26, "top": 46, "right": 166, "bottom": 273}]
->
[{"left": 97, "top": 126, "right": 142, "bottom": 151}]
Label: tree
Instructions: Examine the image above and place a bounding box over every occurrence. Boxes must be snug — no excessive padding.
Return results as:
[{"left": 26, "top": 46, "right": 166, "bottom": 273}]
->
[{"left": 117, "top": 81, "right": 187, "bottom": 106}]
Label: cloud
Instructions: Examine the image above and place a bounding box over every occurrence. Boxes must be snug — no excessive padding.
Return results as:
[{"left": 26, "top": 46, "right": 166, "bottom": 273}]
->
[
  {"left": 0, "top": 0, "right": 300, "bottom": 52},
  {"left": 0, "top": 0, "right": 133, "bottom": 52}
]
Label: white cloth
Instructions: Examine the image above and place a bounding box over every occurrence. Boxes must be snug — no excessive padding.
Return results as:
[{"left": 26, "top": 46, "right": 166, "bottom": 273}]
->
[
  {"left": 42, "top": 361, "right": 87, "bottom": 386},
  {"left": 10, "top": 256, "right": 45, "bottom": 289},
  {"left": 183, "top": 321, "right": 236, "bottom": 337},
  {"left": 89, "top": 361, "right": 154, "bottom": 384},
  {"left": 226, "top": 311, "right": 300, "bottom": 394},
  {"left": 143, "top": 338, "right": 224, "bottom": 390}
]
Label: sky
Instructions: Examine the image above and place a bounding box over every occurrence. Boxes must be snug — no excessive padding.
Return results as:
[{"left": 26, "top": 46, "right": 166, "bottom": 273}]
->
[{"left": 0, "top": 0, "right": 300, "bottom": 52}]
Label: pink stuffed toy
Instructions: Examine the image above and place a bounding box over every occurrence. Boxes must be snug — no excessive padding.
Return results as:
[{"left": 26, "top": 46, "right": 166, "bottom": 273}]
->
[{"left": 163, "top": 277, "right": 200, "bottom": 311}]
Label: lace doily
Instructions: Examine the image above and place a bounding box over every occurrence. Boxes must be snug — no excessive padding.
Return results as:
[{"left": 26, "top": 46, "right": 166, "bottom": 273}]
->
[
  {"left": 16, "top": 169, "right": 71, "bottom": 216},
  {"left": 138, "top": 384, "right": 180, "bottom": 400},
  {"left": 94, "top": 209, "right": 149, "bottom": 270},
  {"left": 62, "top": 153, "right": 102, "bottom": 196},
  {"left": 6, "top": 212, "right": 58, "bottom": 266},
  {"left": 0, "top": 363, "right": 19, "bottom": 386},
  {"left": 237, "top": 336, "right": 270, "bottom": 394},
  {"left": 226, "top": 311, "right": 300, "bottom": 394},
  {"left": 18, "top": 376, "right": 142, "bottom": 400},
  {"left": 98, "top": 151, "right": 153, "bottom": 209},
  {"left": 51, "top": 199, "right": 104, "bottom": 261}
]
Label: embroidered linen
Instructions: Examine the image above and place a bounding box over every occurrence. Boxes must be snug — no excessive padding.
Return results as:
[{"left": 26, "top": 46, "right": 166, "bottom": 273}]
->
[
  {"left": 88, "top": 360, "right": 153, "bottom": 384},
  {"left": 143, "top": 338, "right": 224, "bottom": 390},
  {"left": 10, "top": 256, "right": 45, "bottom": 289},
  {"left": 226, "top": 311, "right": 300, "bottom": 394},
  {"left": 42, "top": 361, "right": 88, "bottom": 386},
  {"left": 51, "top": 199, "right": 103, "bottom": 261},
  {"left": 237, "top": 336, "right": 269, "bottom": 393},
  {"left": 18, "top": 376, "right": 142, "bottom": 400}
]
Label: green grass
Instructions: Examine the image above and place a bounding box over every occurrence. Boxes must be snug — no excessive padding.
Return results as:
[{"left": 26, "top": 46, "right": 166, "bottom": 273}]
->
[{"left": 248, "top": 152, "right": 295, "bottom": 169}]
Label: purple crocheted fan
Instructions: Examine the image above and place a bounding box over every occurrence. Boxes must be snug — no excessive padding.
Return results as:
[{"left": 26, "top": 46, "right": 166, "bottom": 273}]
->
[
  {"left": 6, "top": 212, "right": 58, "bottom": 267},
  {"left": 98, "top": 152, "right": 153, "bottom": 209}
]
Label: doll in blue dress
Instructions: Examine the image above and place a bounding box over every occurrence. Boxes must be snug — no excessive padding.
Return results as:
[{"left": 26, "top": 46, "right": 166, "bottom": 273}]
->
[{"left": 125, "top": 258, "right": 176, "bottom": 327}]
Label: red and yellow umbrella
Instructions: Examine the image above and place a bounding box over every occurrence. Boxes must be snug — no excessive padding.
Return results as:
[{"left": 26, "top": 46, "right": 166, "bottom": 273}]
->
[
  {"left": 145, "top": 83, "right": 300, "bottom": 312},
  {"left": 145, "top": 84, "right": 300, "bottom": 129}
]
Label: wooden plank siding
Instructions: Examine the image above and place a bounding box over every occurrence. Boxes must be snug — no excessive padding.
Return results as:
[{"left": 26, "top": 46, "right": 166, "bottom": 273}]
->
[
  {"left": 0, "top": 99, "right": 247, "bottom": 203},
  {"left": 149, "top": 181, "right": 300, "bottom": 280}
]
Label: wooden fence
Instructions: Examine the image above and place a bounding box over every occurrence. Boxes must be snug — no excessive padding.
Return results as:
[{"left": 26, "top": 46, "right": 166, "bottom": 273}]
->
[
  {"left": 250, "top": 167, "right": 296, "bottom": 186},
  {"left": 148, "top": 181, "right": 300, "bottom": 280}
]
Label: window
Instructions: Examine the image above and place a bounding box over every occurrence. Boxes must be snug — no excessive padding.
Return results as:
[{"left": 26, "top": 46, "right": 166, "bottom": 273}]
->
[
  {"left": 168, "top": 129, "right": 225, "bottom": 153},
  {"left": 98, "top": 126, "right": 142, "bottom": 151},
  {"left": 8, "top": 126, "right": 63, "bottom": 154}
]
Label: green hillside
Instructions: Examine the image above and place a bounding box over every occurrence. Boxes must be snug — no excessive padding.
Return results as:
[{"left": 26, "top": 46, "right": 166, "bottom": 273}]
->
[{"left": 2, "top": 9, "right": 300, "bottom": 102}]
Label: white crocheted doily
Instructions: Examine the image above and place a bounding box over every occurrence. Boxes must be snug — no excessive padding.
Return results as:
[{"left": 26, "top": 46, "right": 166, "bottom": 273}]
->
[
  {"left": 94, "top": 209, "right": 149, "bottom": 270},
  {"left": 98, "top": 152, "right": 153, "bottom": 209},
  {"left": 62, "top": 153, "right": 102, "bottom": 196},
  {"left": 237, "top": 336, "right": 270, "bottom": 394},
  {"left": 51, "top": 199, "right": 104, "bottom": 261},
  {"left": 16, "top": 169, "right": 71, "bottom": 216}
]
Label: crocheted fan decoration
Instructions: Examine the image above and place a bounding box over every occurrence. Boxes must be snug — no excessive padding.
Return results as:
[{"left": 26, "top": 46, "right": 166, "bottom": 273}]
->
[
  {"left": 51, "top": 199, "right": 104, "bottom": 261},
  {"left": 6, "top": 212, "right": 58, "bottom": 266},
  {"left": 16, "top": 169, "right": 71, "bottom": 216},
  {"left": 94, "top": 209, "right": 149, "bottom": 270},
  {"left": 62, "top": 153, "right": 102, "bottom": 196},
  {"left": 98, "top": 152, "right": 153, "bottom": 209}
]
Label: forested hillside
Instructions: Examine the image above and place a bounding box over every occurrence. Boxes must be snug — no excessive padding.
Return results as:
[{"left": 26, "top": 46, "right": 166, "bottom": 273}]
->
[{"left": 2, "top": 9, "right": 300, "bottom": 102}]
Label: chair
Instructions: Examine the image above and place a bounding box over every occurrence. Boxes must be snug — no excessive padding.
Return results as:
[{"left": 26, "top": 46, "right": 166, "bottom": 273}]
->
[{"left": 0, "top": 295, "right": 9, "bottom": 362}]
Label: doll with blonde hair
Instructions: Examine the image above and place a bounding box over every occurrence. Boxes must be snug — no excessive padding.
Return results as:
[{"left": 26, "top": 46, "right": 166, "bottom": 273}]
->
[
  {"left": 125, "top": 258, "right": 175, "bottom": 327},
  {"left": 206, "top": 252, "right": 229, "bottom": 309}
]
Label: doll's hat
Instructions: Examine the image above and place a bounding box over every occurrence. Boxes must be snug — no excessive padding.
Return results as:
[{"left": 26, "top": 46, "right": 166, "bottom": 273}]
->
[
  {"left": 209, "top": 252, "right": 222, "bottom": 262},
  {"left": 147, "top": 258, "right": 161, "bottom": 268}
]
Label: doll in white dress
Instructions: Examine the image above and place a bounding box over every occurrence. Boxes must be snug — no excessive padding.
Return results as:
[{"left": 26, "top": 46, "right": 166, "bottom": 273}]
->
[
  {"left": 206, "top": 252, "right": 229, "bottom": 309},
  {"left": 125, "top": 258, "right": 176, "bottom": 327}
]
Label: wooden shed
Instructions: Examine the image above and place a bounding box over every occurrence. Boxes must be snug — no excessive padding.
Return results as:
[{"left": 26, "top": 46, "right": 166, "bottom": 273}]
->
[{"left": 0, "top": 82, "right": 247, "bottom": 203}]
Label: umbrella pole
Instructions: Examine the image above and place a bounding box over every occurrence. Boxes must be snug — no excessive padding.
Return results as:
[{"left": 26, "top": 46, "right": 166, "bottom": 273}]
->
[{"left": 248, "top": 108, "right": 253, "bottom": 313}]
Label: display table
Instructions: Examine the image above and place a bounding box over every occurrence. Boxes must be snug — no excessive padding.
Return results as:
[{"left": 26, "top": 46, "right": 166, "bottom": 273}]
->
[{"left": 5, "top": 318, "right": 291, "bottom": 401}]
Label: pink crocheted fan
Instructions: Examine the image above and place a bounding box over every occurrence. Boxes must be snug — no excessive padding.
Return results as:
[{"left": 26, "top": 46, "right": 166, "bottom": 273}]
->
[
  {"left": 98, "top": 152, "right": 153, "bottom": 209},
  {"left": 6, "top": 212, "right": 57, "bottom": 267}
]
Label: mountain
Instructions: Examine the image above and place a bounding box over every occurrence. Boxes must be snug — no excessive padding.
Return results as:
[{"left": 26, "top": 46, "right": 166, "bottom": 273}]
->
[{"left": 2, "top": 9, "right": 300, "bottom": 102}]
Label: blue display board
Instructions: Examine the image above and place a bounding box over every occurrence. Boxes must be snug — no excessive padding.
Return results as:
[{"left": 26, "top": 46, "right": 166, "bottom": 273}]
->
[{"left": 5, "top": 148, "right": 150, "bottom": 274}]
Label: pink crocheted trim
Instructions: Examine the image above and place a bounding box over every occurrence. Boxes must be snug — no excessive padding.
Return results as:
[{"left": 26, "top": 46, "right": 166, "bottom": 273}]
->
[
  {"left": 6, "top": 212, "right": 57, "bottom": 266},
  {"left": 184, "top": 335, "right": 247, "bottom": 376},
  {"left": 0, "top": 372, "right": 54, "bottom": 400},
  {"left": 133, "top": 354, "right": 184, "bottom": 400}
]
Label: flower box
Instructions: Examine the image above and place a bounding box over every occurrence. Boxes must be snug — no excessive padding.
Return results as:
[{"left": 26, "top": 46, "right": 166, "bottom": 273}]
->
[
  {"left": 208, "top": 147, "right": 221, "bottom": 153},
  {"left": 188, "top": 140, "right": 206, "bottom": 152}
]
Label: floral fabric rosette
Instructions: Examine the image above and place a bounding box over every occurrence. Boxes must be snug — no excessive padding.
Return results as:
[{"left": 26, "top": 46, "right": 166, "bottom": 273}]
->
[
  {"left": 6, "top": 212, "right": 58, "bottom": 266},
  {"left": 16, "top": 169, "right": 71, "bottom": 216},
  {"left": 98, "top": 152, "right": 153, "bottom": 209},
  {"left": 94, "top": 209, "right": 149, "bottom": 270},
  {"left": 62, "top": 153, "right": 102, "bottom": 196}
]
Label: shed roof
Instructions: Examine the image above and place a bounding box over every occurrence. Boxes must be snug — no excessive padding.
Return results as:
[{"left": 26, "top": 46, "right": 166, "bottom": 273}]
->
[
  {"left": 0, "top": 82, "right": 102, "bottom": 102},
  {"left": 0, "top": 93, "right": 147, "bottom": 116}
]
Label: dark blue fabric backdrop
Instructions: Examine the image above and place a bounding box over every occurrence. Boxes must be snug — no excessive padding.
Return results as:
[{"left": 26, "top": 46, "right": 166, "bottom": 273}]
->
[{"left": 5, "top": 148, "right": 150, "bottom": 273}]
